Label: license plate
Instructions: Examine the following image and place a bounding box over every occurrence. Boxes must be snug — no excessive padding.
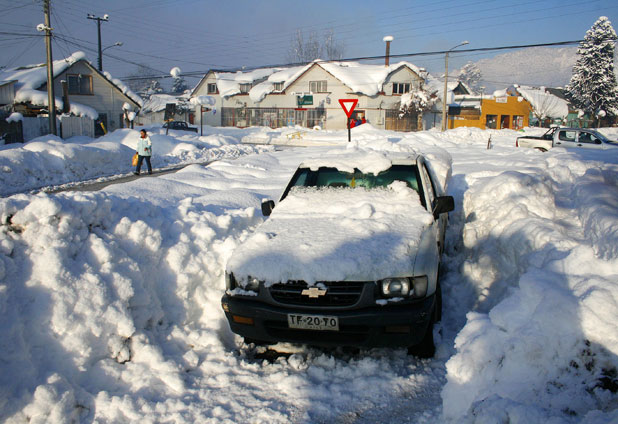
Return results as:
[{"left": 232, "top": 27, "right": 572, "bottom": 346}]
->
[{"left": 287, "top": 314, "right": 339, "bottom": 331}]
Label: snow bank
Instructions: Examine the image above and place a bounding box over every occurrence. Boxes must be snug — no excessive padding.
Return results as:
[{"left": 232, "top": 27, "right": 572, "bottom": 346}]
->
[
  {"left": 441, "top": 147, "right": 618, "bottom": 422},
  {"left": 1, "top": 125, "right": 617, "bottom": 422},
  {"left": 0, "top": 128, "right": 267, "bottom": 196}
]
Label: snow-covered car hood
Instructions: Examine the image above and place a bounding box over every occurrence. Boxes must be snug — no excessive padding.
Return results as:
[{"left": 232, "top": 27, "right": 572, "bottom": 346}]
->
[{"left": 227, "top": 182, "right": 434, "bottom": 284}]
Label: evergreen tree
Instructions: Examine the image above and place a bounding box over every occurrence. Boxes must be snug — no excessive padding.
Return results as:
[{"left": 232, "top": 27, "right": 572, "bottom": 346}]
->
[
  {"left": 172, "top": 76, "right": 188, "bottom": 93},
  {"left": 565, "top": 16, "right": 618, "bottom": 125},
  {"left": 457, "top": 62, "right": 482, "bottom": 94}
]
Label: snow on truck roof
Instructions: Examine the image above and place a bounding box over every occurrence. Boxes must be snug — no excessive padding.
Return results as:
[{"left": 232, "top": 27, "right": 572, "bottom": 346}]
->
[{"left": 299, "top": 149, "right": 420, "bottom": 175}]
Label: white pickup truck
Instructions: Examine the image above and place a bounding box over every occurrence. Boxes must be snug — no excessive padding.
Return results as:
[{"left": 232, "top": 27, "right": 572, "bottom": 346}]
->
[{"left": 516, "top": 127, "right": 618, "bottom": 152}]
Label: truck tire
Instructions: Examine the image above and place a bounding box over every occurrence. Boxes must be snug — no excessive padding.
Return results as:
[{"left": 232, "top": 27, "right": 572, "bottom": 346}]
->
[{"left": 408, "top": 315, "right": 435, "bottom": 358}]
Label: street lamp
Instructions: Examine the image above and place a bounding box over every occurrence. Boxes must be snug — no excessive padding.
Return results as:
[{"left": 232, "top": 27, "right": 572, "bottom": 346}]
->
[
  {"left": 441, "top": 40, "right": 469, "bottom": 131},
  {"left": 102, "top": 41, "right": 123, "bottom": 53}
]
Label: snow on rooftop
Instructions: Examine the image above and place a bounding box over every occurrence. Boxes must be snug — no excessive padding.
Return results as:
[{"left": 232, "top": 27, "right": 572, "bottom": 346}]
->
[
  {"left": 516, "top": 86, "right": 569, "bottom": 119},
  {"left": 212, "top": 61, "right": 425, "bottom": 103},
  {"left": 141, "top": 93, "right": 187, "bottom": 113},
  {"left": 0, "top": 51, "right": 142, "bottom": 113}
]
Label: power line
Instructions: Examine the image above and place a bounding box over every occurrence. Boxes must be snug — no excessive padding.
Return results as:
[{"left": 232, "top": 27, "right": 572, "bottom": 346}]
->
[{"left": 113, "top": 38, "right": 596, "bottom": 82}]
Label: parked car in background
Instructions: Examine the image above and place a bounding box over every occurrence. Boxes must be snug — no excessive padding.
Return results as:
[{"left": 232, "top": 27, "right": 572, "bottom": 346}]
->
[
  {"left": 162, "top": 121, "right": 198, "bottom": 133},
  {"left": 221, "top": 150, "right": 454, "bottom": 357},
  {"left": 516, "top": 127, "right": 618, "bottom": 151}
]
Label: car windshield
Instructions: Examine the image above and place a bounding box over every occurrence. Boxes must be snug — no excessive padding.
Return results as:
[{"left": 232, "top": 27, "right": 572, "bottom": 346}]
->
[
  {"left": 594, "top": 132, "right": 618, "bottom": 145},
  {"left": 283, "top": 165, "right": 424, "bottom": 205}
]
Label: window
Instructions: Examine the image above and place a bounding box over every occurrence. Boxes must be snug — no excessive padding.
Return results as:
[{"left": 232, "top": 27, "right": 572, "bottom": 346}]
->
[
  {"left": 273, "top": 82, "right": 284, "bottom": 92},
  {"left": 392, "top": 83, "right": 410, "bottom": 95},
  {"left": 309, "top": 80, "right": 327, "bottom": 93},
  {"left": 558, "top": 130, "right": 576, "bottom": 141},
  {"left": 207, "top": 83, "right": 218, "bottom": 94},
  {"left": 67, "top": 74, "right": 93, "bottom": 95},
  {"left": 485, "top": 114, "right": 497, "bottom": 129},
  {"left": 283, "top": 165, "right": 422, "bottom": 203},
  {"left": 239, "top": 83, "right": 252, "bottom": 93},
  {"left": 307, "top": 108, "right": 327, "bottom": 128}
]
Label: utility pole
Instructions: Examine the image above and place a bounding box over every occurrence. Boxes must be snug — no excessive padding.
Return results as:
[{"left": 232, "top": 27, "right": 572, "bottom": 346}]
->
[
  {"left": 441, "top": 41, "right": 469, "bottom": 132},
  {"left": 87, "top": 14, "right": 109, "bottom": 71},
  {"left": 43, "top": 0, "right": 57, "bottom": 135}
]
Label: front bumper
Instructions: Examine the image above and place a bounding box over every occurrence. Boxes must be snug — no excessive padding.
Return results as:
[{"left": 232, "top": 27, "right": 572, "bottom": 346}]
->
[{"left": 221, "top": 293, "right": 435, "bottom": 348}]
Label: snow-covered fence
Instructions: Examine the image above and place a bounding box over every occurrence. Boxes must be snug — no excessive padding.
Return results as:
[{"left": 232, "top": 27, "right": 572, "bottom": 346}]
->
[
  {"left": 60, "top": 115, "right": 95, "bottom": 139},
  {"left": 22, "top": 116, "right": 60, "bottom": 142},
  {"left": 0, "top": 118, "right": 22, "bottom": 143}
]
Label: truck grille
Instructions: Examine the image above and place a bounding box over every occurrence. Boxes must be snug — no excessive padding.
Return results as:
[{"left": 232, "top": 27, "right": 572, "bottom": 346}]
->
[{"left": 269, "top": 281, "right": 365, "bottom": 306}]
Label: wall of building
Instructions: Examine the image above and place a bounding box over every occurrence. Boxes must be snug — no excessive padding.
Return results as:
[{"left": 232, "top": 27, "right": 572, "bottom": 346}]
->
[
  {"left": 53, "top": 61, "right": 137, "bottom": 132},
  {"left": 192, "top": 65, "right": 426, "bottom": 131},
  {"left": 450, "top": 96, "right": 531, "bottom": 130}
]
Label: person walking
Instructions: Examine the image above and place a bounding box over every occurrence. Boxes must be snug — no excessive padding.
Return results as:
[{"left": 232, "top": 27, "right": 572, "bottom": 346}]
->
[{"left": 134, "top": 129, "right": 153, "bottom": 175}]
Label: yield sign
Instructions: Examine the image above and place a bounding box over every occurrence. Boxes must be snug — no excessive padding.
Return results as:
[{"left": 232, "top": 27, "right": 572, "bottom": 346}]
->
[{"left": 338, "top": 99, "right": 358, "bottom": 118}]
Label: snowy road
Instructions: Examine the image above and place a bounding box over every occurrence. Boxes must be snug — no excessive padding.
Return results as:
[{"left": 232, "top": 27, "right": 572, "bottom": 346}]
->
[{"left": 1, "top": 126, "right": 617, "bottom": 423}]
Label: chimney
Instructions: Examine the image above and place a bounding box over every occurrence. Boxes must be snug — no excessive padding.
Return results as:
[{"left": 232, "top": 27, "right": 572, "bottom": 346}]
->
[{"left": 383, "top": 36, "right": 394, "bottom": 67}]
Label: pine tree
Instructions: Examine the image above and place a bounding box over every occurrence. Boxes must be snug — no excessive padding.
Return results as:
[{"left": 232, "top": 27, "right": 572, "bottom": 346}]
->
[
  {"left": 565, "top": 16, "right": 618, "bottom": 125},
  {"left": 172, "top": 76, "right": 188, "bottom": 93}
]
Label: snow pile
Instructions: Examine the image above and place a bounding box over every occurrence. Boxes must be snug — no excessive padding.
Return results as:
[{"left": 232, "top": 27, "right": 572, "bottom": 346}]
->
[
  {"left": 5, "top": 112, "right": 23, "bottom": 123},
  {"left": 0, "top": 127, "right": 267, "bottom": 196},
  {"left": 228, "top": 183, "right": 432, "bottom": 284},
  {"left": 441, "top": 148, "right": 618, "bottom": 422},
  {"left": 0, "top": 125, "right": 617, "bottom": 422}
]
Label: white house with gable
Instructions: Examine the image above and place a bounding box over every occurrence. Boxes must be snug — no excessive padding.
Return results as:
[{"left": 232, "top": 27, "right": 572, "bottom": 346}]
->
[
  {"left": 191, "top": 60, "right": 435, "bottom": 131},
  {"left": 0, "top": 51, "right": 142, "bottom": 141}
]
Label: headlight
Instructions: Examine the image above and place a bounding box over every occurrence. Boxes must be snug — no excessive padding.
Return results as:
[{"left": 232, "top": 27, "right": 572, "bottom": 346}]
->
[
  {"left": 225, "top": 272, "right": 236, "bottom": 290},
  {"left": 380, "top": 276, "right": 428, "bottom": 298},
  {"left": 226, "top": 273, "right": 260, "bottom": 293},
  {"left": 381, "top": 278, "right": 410, "bottom": 297},
  {"left": 244, "top": 276, "right": 260, "bottom": 292}
]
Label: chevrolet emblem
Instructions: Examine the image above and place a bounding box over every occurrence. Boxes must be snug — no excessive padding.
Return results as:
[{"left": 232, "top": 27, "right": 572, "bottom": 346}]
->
[{"left": 301, "top": 287, "right": 327, "bottom": 298}]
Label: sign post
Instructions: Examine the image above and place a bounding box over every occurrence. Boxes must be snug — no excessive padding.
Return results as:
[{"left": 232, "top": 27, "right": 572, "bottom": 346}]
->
[{"left": 338, "top": 99, "right": 358, "bottom": 142}]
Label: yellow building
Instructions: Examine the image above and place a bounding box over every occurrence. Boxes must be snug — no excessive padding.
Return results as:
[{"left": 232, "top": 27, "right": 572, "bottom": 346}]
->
[{"left": 448, "top": 94, "right": 532, "bottom": 130}]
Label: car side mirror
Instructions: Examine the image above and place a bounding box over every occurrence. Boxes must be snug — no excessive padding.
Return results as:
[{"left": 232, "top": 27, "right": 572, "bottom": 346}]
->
[
  {"left": 261, "top": 200, "right": 275, "bottom": 216},
  {"left": 595, "top": 139, "right": 602, "bottom": 145},
  {"left": 433, "top": 196, "right": 454, "bottom": 218}
]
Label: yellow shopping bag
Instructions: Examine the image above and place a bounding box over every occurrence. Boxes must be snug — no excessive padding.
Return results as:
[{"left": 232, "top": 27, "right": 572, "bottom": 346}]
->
[{"left": 132, "top": 153, "right": 138, "bottom": 166}]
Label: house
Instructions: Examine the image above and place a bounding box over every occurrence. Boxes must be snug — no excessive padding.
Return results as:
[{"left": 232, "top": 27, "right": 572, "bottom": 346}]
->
[
  {"left": 138, "top": 93, "right": 194, "bottom": 126},
  {"left": 423, "top": 78, "right": 473, "bottom": 129},
  {"left": 0, "top": 51, "right": 142, "bottom": 141},
  {"left": 444, "top": 87, "right": 532, "bottom": 130},
  {"left": 191, "top": 60, "right": 433, "bottom": 131}
]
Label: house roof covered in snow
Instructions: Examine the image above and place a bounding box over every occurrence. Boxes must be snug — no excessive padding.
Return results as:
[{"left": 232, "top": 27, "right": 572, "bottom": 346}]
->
[
  {"left": 0, "top": 51, "right": 143, "bottom": 116},
  {"left": 193, "top": 60, "right": 428, "bottom": 103},
  {"left": 515, "top": 85, "right": 569, "bottom": 118},
  {"left": 141, "top": 93, "right": 189, "bottom": 113}
]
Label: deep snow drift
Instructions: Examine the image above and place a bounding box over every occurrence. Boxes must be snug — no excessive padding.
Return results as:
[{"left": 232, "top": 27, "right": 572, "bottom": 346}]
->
[{"left": 0, "top": 125, "right": 617, "bottom": 423}]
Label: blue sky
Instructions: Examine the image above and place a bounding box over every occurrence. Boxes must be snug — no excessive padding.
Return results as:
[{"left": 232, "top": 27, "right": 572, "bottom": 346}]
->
[{"left": 1, "top": 0, "right": 617, "bottom": 87}]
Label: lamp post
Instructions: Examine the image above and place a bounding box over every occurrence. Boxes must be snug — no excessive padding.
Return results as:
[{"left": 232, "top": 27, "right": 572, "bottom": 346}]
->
[
  {"left": 441, "top": 40, "right": 469, "bottom": 131},
  {"left": 100, "top": 41, "right": 123, "bottom": 71},
  {"left": 87, "top": 13, "right": 109, "bottom": 71}
]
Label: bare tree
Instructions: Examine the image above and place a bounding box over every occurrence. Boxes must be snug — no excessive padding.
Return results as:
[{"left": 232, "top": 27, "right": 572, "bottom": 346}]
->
[
  {"left": 323, "top": 29, "right": 344, "bottom": 60},
  {"left": 287, "top": 29, "right": 344, "bottom": 63}
]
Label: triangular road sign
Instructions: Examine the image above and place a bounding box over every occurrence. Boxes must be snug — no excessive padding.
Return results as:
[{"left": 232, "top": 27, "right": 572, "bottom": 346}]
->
[{"left": 338, "top": 99, "right": 358, "bottom": 118}]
